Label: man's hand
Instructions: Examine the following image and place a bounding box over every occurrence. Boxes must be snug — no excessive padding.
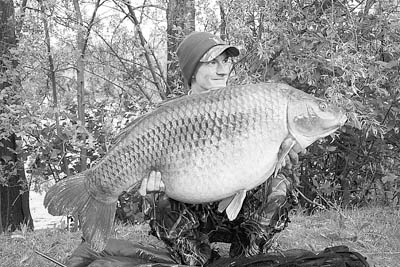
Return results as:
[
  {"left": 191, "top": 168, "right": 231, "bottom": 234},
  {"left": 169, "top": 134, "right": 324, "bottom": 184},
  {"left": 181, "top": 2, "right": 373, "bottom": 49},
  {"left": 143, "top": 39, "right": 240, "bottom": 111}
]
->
[
  {"left": 277, "top": 138, "right": 306, "bottom": 170},
  {"left": 139, "top": 171, "right": 165, "bottom": 196}
]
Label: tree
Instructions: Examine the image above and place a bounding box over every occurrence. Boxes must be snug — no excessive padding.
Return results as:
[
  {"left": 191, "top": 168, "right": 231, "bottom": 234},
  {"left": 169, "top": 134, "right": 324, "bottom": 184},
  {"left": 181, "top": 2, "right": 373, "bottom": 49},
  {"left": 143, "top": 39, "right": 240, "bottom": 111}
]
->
[
  {"left": 38, "top": 0, "right": 71, "bottom": 177},
  {"left": 166, "top": 0, "right": 195, "bottom": 95},
  {"left": 73, "top": 0, "right": 102, "bottom": 171},
  {"left": 0, "top": 0, "right": 33, "bottom": 232},
  {"left": 115, "top": 0, "right": 167, "bottom": 100}
]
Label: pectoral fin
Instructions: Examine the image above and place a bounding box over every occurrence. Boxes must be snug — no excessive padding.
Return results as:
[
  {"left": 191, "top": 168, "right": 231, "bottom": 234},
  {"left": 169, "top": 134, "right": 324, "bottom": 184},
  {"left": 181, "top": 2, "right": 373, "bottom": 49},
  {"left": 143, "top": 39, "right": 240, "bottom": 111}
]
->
[
  {"left": 218, "top": 195, "right": 234, "bottom": 213},
  {"left": 274, "top": 138, "right": 296, "bottom": 177},
  {"left": 218, "top": 190, "right": 247, "bottom": 221}
]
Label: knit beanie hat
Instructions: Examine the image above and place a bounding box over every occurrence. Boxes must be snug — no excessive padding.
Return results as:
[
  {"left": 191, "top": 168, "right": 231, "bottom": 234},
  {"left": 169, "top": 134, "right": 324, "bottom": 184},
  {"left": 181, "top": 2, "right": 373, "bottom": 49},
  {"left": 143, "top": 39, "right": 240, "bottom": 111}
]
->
[{"left": 176, "top": 32, "right": 239, "bottom": 86}]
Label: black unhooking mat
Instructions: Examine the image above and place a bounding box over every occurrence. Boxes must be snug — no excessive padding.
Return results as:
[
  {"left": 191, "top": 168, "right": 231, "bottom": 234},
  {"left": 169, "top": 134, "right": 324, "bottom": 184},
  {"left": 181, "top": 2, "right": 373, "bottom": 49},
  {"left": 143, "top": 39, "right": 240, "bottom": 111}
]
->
[{"left": 66, "top": 239, "right": 370, "bottom": 267}]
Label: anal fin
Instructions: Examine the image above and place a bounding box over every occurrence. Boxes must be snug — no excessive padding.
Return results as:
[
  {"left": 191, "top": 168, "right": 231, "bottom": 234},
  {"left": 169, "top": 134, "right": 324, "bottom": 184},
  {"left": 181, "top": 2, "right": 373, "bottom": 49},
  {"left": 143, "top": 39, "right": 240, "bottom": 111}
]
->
[{"left": 219, "top": 190, "right": 247, "bottom": 221}]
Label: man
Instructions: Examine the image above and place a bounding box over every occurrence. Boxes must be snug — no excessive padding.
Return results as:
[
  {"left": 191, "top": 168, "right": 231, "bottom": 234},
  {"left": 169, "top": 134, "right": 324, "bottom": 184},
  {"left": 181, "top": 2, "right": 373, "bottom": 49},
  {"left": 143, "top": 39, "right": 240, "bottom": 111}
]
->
[
  {"left": 143, "top": 31, "right": 302, "bottom": 266},
  {"left": 66, "top": 31, "right": 302, "bottom": 267}
]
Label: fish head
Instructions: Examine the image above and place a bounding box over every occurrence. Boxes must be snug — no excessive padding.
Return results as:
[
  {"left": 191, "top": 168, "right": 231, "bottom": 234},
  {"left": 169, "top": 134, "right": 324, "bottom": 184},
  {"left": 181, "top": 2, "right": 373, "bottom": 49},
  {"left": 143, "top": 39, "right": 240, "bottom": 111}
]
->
[{"left": 287, "top": 89, "right": 347, "bottom": 149}]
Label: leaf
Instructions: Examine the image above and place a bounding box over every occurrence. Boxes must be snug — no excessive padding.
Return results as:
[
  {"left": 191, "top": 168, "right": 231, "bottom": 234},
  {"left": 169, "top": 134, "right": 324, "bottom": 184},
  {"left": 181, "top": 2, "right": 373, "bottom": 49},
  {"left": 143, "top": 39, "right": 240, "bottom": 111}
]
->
[
  {"left": 1, "top": 155, "right": 13, "bottom": 162},
  {"left": 326, "top": 146, "right": 337, "bottom": 152},
  {"left": 382, "top": 174, "right": 398, "bottom": 184},
  {"left": 320, "top": 181, "right": 333, "bottom": 194},
  {"left": 19, "top": 252, "right": 31, "bottom": 265},
  {"left": 359, "top": 222, "right": 371, "bottom": 231},
  {"left": 375, "top": 60, "right": 398, "bottom": 69}
]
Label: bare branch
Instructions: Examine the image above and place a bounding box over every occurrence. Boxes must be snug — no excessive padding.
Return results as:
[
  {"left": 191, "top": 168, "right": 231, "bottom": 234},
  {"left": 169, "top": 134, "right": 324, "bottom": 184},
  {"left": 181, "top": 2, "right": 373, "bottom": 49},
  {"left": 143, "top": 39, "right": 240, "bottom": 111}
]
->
[
  {"left": 89, "top": 26, "right": 154, "bottom": 102},
  {"left": 116, "top": 0, "right": 167, "bottom": 99},
  {"left": 82, "top": 0, "right": 103, "bottom": 55}
]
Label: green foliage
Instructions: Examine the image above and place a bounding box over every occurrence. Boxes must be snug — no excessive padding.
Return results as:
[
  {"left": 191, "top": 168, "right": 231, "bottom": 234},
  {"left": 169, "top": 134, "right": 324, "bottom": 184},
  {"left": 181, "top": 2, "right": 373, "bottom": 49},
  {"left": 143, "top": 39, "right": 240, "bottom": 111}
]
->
[
  {"left": 221, "top": 0, "right": 400, "bottom": 207},
  {"left": 8, "top": 1, "right": 160, "bottom": 191},
  {"left": 3, "top": 0, "right": 398, "bottom": 212}
]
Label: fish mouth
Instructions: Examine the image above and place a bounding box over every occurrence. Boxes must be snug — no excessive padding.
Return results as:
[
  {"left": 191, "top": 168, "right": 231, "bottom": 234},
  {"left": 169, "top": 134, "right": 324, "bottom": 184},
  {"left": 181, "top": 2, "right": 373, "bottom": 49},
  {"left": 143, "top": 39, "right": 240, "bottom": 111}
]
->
[{"left": 323, "top": 113, "right": 348, "bottom": 135}]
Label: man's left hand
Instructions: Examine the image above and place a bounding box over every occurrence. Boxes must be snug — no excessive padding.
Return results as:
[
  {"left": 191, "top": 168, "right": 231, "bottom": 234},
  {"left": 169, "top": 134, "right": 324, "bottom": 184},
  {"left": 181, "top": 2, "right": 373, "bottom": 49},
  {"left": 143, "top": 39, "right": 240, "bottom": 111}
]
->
[{"left": 279, "top": 138, "right": 306, "bottom": 170}]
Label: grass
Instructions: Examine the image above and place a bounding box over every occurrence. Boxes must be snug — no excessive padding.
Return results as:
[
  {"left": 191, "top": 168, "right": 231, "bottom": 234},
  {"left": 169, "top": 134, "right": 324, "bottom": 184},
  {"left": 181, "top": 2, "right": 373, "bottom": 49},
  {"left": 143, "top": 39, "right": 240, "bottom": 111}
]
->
[
  {"left": 1, "top": 206, "right": 399, "bottom": 267},
  {"left": 274, "top": 206, "right": 400, "bottom": 267}
]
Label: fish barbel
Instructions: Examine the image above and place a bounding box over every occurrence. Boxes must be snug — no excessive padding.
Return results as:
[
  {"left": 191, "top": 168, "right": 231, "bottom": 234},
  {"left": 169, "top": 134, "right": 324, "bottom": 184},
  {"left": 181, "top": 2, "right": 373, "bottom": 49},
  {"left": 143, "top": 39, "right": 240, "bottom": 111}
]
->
[{"left": 44, "top": 82, "right": 347, "bottom": 250}]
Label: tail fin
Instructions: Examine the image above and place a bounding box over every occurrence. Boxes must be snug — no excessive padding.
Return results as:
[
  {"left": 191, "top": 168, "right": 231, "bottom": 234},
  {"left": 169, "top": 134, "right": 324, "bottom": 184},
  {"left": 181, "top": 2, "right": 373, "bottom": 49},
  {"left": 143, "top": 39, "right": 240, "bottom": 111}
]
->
[{"left": 44, "top": 172, "right": 116, "bottom": 251}]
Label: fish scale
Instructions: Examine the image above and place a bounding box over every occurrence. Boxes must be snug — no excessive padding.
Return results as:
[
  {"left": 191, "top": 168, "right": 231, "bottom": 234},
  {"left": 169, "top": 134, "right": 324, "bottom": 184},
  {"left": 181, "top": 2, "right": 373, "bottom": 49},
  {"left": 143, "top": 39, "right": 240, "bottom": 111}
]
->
[{"left": 44, "top": 82, "right": 347, "bottom": 251}]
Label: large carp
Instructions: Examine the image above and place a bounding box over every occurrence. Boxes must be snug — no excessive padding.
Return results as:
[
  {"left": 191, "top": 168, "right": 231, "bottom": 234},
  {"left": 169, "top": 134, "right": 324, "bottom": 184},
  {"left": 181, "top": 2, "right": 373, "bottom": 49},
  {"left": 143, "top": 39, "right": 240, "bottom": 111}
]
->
[{"left": 44, "top": 82, "right": 346, "bottom": 251}]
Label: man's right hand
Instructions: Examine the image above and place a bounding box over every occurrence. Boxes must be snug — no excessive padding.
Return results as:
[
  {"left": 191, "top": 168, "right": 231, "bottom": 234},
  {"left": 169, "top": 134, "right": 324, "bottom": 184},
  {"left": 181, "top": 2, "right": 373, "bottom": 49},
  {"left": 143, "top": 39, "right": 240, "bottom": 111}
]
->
[{"left": 139, "top": 171, "right": 165, "bottom": 196}]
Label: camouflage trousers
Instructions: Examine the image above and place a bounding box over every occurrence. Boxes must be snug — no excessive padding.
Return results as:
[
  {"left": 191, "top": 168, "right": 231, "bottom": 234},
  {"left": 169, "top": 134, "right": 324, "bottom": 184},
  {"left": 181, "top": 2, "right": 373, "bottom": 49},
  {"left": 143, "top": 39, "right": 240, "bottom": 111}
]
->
[{"left": 144, "top": 174, "right": 298, "bottom": 266}]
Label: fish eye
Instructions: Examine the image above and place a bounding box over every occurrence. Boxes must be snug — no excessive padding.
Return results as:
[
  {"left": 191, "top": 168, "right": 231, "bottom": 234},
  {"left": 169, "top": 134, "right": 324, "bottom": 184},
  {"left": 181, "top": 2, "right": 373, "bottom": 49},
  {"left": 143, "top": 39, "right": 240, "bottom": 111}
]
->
[{"left": 319, "top": 102, "right": 328, "bottom": 111}]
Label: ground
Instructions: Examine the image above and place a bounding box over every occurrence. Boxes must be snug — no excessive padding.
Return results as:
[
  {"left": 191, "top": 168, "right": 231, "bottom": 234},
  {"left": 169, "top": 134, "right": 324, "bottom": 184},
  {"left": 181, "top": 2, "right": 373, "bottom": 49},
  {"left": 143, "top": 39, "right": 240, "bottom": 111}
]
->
[{"left": 0, "top": 193, "right": 399, "bottom": 266}]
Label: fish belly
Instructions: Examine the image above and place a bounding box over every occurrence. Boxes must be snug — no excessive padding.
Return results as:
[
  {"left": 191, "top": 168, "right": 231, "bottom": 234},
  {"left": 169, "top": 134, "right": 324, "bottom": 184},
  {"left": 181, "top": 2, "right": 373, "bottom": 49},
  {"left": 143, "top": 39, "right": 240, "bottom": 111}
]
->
[
  {"left": 162, "top": 129, "right": 284, "bottom": 203},
  {"left": 164, "top": 153, "right": 280, "bottom": 203}
]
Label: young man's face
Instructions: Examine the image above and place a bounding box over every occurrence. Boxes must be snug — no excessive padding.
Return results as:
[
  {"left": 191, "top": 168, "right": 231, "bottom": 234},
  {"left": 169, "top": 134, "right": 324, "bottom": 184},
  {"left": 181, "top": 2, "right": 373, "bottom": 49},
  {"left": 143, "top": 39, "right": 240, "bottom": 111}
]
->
[{"left": 191, "top": 52, "right": 232, "bottom": 94}]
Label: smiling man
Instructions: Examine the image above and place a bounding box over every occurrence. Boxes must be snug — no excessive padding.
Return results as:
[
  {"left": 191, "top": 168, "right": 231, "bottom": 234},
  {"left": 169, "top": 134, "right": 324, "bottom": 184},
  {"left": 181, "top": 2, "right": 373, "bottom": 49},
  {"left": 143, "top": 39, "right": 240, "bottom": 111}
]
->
[
  {"left": 176, "top": 31, "right": 239, "bottom": 93},
  {"left": 191, "top": 52, "right": 233, "bottom": 93}
]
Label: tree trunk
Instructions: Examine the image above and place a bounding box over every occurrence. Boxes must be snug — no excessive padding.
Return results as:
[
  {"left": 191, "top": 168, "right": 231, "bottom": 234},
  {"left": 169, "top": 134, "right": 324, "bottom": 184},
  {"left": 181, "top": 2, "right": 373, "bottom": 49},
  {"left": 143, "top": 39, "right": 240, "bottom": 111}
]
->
[
  {"left": 73, "top": 0, "right": 87, "bottom": 171},
  {"left": 0, "top": 0, "right": 33, "bottom": 233},
  {"left": 40, "top": 0, "right": 70, "bottom": 176},
  {"left": 0, "top": 135, "right": 34, "bottom": 232},
  {"left": 219, "top": 3, "right": 227, "bottom": 40},
  {"left": 72, "top": 0, "right": 102, "bottom": 172},
  {"left": 166, "top": 0, "right": 195, "bottom": 95}
]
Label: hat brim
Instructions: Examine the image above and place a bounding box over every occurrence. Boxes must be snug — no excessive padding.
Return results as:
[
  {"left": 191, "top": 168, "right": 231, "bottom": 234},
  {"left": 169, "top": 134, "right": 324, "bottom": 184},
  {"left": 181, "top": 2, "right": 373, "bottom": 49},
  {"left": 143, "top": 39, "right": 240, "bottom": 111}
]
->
[{"left": 199, "top": 44, "right": 240, "bottom": 62}]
